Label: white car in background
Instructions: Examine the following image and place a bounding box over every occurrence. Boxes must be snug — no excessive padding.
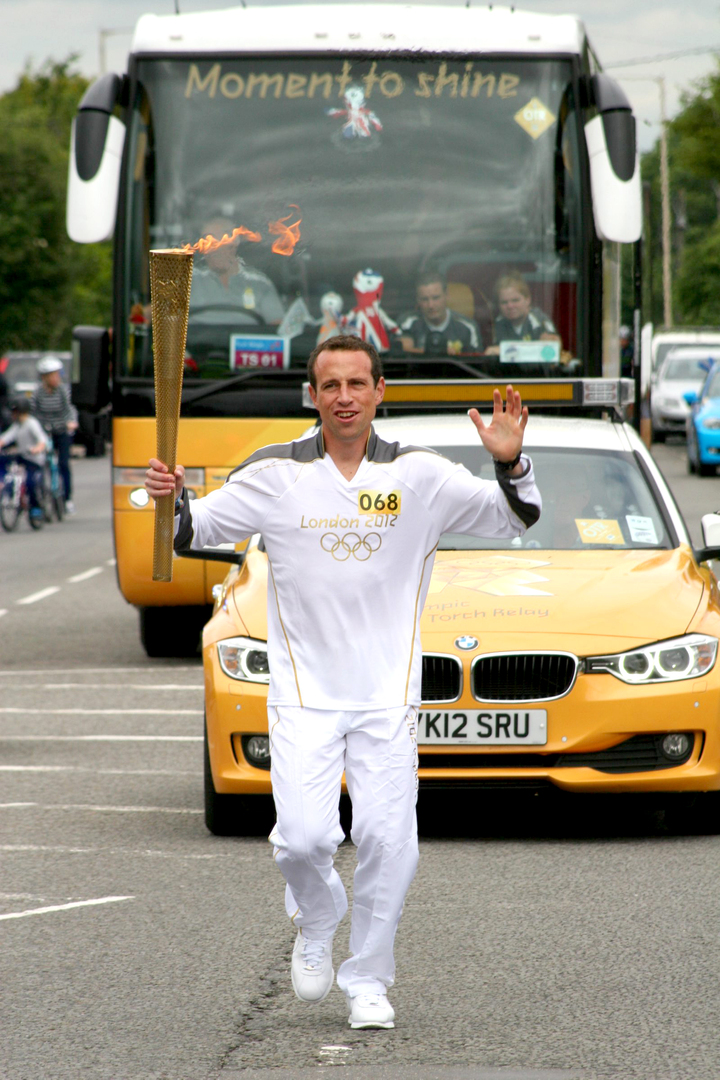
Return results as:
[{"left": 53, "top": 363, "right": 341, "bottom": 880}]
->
[{"left": 651, "top": 346, "right": 720, "bottom": 441}]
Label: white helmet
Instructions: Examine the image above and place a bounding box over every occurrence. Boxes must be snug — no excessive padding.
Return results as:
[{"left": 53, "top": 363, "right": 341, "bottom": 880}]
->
[{"left": 37, "top": 356, "right": 64, "bottom": 375}]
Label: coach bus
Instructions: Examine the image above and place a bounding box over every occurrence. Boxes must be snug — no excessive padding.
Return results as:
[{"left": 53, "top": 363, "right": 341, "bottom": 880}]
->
[{"left": 66, "top": 2, "right": 642, "bottom": 657}]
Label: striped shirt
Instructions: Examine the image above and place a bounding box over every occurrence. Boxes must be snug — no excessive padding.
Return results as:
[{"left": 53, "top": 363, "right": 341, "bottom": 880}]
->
[{"left": 31, "top": 383, "right": 78, "bottom": 434}]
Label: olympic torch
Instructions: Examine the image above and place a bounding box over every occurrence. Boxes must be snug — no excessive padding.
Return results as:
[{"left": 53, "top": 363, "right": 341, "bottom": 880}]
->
[{"left": 149, "top": 249, "right": 193, "bottom": 582}]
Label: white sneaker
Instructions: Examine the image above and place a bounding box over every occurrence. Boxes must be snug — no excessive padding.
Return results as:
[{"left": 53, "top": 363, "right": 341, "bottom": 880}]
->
[
  {"left": 65, "top": 501, "right": 75, "bottom": 514},
  {"left": 291, "top": 931, "right": 334, "bottom": 1003},
  {"left": 347, "top": 992, "right": 395, "bottom": 1029}
]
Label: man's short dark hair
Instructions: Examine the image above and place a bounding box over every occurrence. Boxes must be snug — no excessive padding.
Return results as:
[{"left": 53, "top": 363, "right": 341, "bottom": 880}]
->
[
  {"left": 416, "top": 269, "right": 447, "bottom": 291},
  {"left": 307, "top": 334, "right": 383, "bottom": 390}
]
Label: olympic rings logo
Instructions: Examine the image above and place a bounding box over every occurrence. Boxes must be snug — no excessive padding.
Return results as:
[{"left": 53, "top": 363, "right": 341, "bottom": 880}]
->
[{"left": 320, "top": 531, "right": 382, "bottom": 562}]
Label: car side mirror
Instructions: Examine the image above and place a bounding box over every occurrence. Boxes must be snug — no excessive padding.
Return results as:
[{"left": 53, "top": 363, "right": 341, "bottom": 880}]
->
[
  {"left": 684, "top": 390, "right": 699, "bottom": 406},
  {"left": 696, "top": 514, "right": 720, "bottom": 562},
  {"left": 175, "top": 548, "right": 246, "bottom": 566}
]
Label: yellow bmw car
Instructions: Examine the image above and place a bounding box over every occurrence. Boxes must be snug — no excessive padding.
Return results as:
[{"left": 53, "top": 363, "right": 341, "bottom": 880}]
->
[{"left": 198, "top": 410, "right": 720, "bottom": 834}]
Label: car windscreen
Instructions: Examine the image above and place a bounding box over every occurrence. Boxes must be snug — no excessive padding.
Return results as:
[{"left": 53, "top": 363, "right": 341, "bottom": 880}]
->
[
  {"left": 122, "top": 55, "right": 584, "bottom": 391},
  {"left": 663, "top": 357, "right": 710, "bottom": 381},
  {"left": 437, "top": 447, "right": 671, "bottom": 551}
]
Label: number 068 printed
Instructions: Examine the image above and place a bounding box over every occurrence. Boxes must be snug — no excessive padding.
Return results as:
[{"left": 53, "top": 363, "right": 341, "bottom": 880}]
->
[{"left": 358, "top": 490, "right": 402, "bottom": 515}]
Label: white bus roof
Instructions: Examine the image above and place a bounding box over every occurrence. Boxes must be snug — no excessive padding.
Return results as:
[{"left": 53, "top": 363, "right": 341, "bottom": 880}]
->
[{"left": 132, "top": 4, "right": 586, "bottom": 58}]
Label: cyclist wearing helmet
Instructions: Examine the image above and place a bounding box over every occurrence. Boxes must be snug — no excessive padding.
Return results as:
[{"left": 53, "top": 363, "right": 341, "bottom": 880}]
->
[{"left": 32, "top": 356, "right": 78, "bottom": 513}]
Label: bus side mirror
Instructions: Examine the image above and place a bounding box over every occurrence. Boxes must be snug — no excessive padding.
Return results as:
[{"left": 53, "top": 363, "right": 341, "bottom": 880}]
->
[
  {"left": 67, "top": 73, "right": 126, "bottom": 243},
  {"left": 72, "top": 326, "right": 111, "bottom": 411},
  {"left": 585, "top": 74, "right": 642, "bottom": 243}
]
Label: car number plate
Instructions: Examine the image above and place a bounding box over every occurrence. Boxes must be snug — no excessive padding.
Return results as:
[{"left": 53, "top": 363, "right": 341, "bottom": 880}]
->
[{"left": 417, "top": 709, "right": 547, "bottom": 745}]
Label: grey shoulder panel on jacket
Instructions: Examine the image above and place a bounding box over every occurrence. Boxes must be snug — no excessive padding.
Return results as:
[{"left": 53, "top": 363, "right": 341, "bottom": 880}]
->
[
  {"left": 226, "top": 428, "right": 324, "bottom": 480},
  {"left": 366, "top": 428, "right": 441, "bottom": 463}
]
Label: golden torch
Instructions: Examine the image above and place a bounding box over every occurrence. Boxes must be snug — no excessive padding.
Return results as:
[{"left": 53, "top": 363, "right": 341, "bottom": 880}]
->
[{"left": 149, "top": 249, "right": 194, "bottom": 582}]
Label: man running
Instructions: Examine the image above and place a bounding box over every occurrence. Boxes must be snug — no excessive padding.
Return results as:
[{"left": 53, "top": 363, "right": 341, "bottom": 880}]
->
[{"left": 145, "top": 334, "right": 541, "bottom": 1029}]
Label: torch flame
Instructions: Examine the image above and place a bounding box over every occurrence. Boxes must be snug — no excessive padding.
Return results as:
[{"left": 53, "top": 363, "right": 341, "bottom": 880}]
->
[
  {"left": 181, "top": 225, "right": 262, "bottom": 255},
  {"left": 268, "top": 205, "right": 302, "bottom": 257}
]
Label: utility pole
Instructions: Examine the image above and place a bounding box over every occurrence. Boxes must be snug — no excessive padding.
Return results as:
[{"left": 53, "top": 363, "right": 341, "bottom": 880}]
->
[
  {"left": 618, "top": 75, "right": 673, "bottom": 327},
  {"left": 657, "top": 75, "right": 673, "bottom": 326},
  {"left": 98, "top": 28, "right": 133, "bottom": 75}
]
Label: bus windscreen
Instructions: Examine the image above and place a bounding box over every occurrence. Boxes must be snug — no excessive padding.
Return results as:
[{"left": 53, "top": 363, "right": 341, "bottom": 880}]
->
[{"left": 122, "top": 56, "right": 583, "bottom": 404}]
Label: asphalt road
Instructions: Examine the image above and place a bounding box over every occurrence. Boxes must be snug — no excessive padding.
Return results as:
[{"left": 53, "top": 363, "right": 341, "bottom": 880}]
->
[{"left": 2, "top": 441, "right": 720, "bottom": 1080}]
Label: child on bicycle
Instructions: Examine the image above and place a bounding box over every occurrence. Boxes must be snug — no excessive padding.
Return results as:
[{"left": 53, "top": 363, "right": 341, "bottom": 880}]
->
[{"left": 0, "top": 398, "right": 50, "bottom": 521}]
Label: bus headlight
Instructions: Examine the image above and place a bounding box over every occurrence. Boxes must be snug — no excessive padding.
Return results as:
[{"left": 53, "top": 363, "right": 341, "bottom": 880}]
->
[
  {"left": 218, "top": 637, "right": 270, "bottom": 683},
  {"left": 585, "top": 634, "right": 717, "bottom": 683}
]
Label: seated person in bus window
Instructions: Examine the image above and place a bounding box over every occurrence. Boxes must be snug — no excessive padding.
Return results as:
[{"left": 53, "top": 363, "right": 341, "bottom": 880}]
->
[
  {"left": 400, "top": 270, "right": 483, "bottom": 356},
  {"left": 485, "top": 272, "right": 561, "bottom": 355},
  {"left": 189, "top": 215, "right": 285, "bottom": 326}
]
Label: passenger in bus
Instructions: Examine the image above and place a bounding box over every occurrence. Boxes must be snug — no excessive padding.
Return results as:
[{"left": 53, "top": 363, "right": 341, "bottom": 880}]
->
[
  {"left": 485, "top": 272, "right": 561, "bottom": 355},
  {"left": 399, "top": 270, "right": 482, "bottom": 356},
  {"left": 189, "top": 215, "right": 285, "bottom": 327}
]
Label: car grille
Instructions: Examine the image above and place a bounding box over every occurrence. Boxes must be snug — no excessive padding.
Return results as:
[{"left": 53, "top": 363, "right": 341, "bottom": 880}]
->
[
  {"left": 419, "top": 734, "right": 696, "bottom": 774},
  {"left": 421, "top": 654, "right": 462, "bottom": 702},
  {"left": 472, "top": 653, "right": 578, "bottom": 702}
]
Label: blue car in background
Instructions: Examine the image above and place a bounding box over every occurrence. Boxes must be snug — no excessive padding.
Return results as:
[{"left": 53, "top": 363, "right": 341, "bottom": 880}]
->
[{"left": 686, "top": 361, "right": 720, "bottom": 476}]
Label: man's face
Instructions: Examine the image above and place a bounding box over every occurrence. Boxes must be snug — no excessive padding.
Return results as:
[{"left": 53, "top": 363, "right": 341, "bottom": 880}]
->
[
  {"left": 498, "top": 286, "right": 531, "bottom": 323},
  {"left": 417, "top": 281, "right": 448, "bottom": 326},
  {"left": 202, "top": 218, "right": 239, "bottom": 276},
  {"left": 43, "top": 371, "right": 62, "bottom": 389},
  {"left": 309, "top": 350, "right": 385, "bottom": 444}
]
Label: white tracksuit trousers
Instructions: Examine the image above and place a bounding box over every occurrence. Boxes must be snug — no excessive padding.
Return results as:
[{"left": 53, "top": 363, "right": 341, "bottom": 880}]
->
[{"left": 268, "top": 705, "right": 419, "bottom": 997}]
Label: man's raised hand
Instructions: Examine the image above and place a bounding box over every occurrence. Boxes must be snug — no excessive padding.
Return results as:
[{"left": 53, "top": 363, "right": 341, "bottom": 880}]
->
[{"left": 467, "top": 385, "right": 528, "bottom": 468}]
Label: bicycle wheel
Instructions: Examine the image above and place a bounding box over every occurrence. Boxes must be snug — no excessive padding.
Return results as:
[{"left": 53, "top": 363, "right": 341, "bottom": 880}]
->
[
  {"left": 28, "top": 506, "right": 44, "bottom": 530},
  {"left": 0, "top": 483, "right": 20, "bottom": 532},
  {"left": 52, "top": 490, "right": 65, "bottom": 521},
  {"left": 39, "top": 468, "right": 54, "bottom": 523}
]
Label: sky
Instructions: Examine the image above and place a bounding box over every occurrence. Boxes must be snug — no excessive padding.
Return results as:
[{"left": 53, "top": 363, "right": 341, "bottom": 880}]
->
[{"left": 3, "top": 0, "right": 720, "bottom": 152}]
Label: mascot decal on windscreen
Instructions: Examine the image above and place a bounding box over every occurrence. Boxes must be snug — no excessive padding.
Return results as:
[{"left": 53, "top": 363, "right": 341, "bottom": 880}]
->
[{"left": 342, "top": 268, "right": 399, "bottom": 354}]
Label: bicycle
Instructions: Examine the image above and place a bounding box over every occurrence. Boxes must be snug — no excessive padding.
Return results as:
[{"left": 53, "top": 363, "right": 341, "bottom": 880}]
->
[
  {"left": 0, "top": 454, "right": 44, "bottom": 531},
  {"left": 41, "top": 445, "right": 65, "bottom": 522}
]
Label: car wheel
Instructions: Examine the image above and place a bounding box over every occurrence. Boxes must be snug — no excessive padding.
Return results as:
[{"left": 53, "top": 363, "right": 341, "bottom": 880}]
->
[
  {"left": 698, "top": 460, "right": 717, "bottom": 478},
  {"left": 652, "top": 428, "right": 666, "bottom": 444},
  {"left": 204, "top": 722, "right": 242, "bottom": 836},
  {"left": 139, "top": 605, "right": 209, "bottom": 658},
  {"left": 203, "top": 722, "right": 275, "bottom": 837},
  {"left": 664, "top": 792, "right": 720, "bottom": 835}
]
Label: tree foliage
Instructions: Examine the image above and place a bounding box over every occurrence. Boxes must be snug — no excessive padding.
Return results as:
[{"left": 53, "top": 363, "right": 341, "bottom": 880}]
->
[
  {"left": 642, "top": 59, "right": 720, "bottom": 326},
  {"left": 0, "top": 58, "right": 112, "bottom": 352}
]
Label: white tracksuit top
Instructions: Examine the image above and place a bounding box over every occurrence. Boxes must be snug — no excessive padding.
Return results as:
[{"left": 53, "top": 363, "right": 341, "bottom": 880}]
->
[{"left": 175, "top": 426, "right": 541, "bottom": 710}]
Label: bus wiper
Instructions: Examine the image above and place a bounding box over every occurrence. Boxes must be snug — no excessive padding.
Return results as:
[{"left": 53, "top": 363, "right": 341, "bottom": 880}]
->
[{"left": 182, "top": 367, "right": 280, "bottom": 407}]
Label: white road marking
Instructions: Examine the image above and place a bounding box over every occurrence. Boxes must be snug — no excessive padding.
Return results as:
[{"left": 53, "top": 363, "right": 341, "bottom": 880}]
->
[
  {"left": 0, "top": 802, "right": 202, "bottom": 814},
  {"left": 0, "top": 802, "right": 36, "bottom": 808},
  {"left": 106, "top": 558, "right": 116, "bottom": 566},
  {"left": 0, "top": 766, "right": 197, "bottom": 775},
  {"left": 1, "top": 845, "right": 94, "bottom": 854},
  {"left": 0, "top": 609, "right": 8, "bottom": 618},
  {"left": 16, "top": 586, "right": 61, "bottom": 605},
  {"left": 0, "top": 896, "right": 134, "bottom": 921},
  {"left": 0, "top": 666, "right": 200, "bottom": 675},
  {"left": 0, "top": 707, "right": 201, "bottom": 715},
  {"left": 0, "top": 735, "right": 201, "bottom": 742},
  {"left": 35, "top": 683, "right": 203, "bottom": 690},
  {"left": 67, "top": 567, "right": 103, "bottom": 583},
  {"left": 0, "top": 845, "right": 237, "bottom": 860}
]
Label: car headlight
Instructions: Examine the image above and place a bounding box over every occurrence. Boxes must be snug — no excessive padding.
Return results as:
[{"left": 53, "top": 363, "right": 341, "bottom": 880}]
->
[
  {"left": 701, "top": 417, "right": 720, "bottom": 430},
  {"left": 217, "top": 637, "right": 270, "bottom": 683},
  {"left": 585, "top": 634, "right": 717, "bottom": 684}
]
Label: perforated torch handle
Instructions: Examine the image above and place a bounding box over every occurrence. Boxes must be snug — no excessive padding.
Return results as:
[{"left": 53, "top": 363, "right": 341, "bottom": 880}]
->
[{"left": 149, "top": 249, "right": 194, "bottom": 583}]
